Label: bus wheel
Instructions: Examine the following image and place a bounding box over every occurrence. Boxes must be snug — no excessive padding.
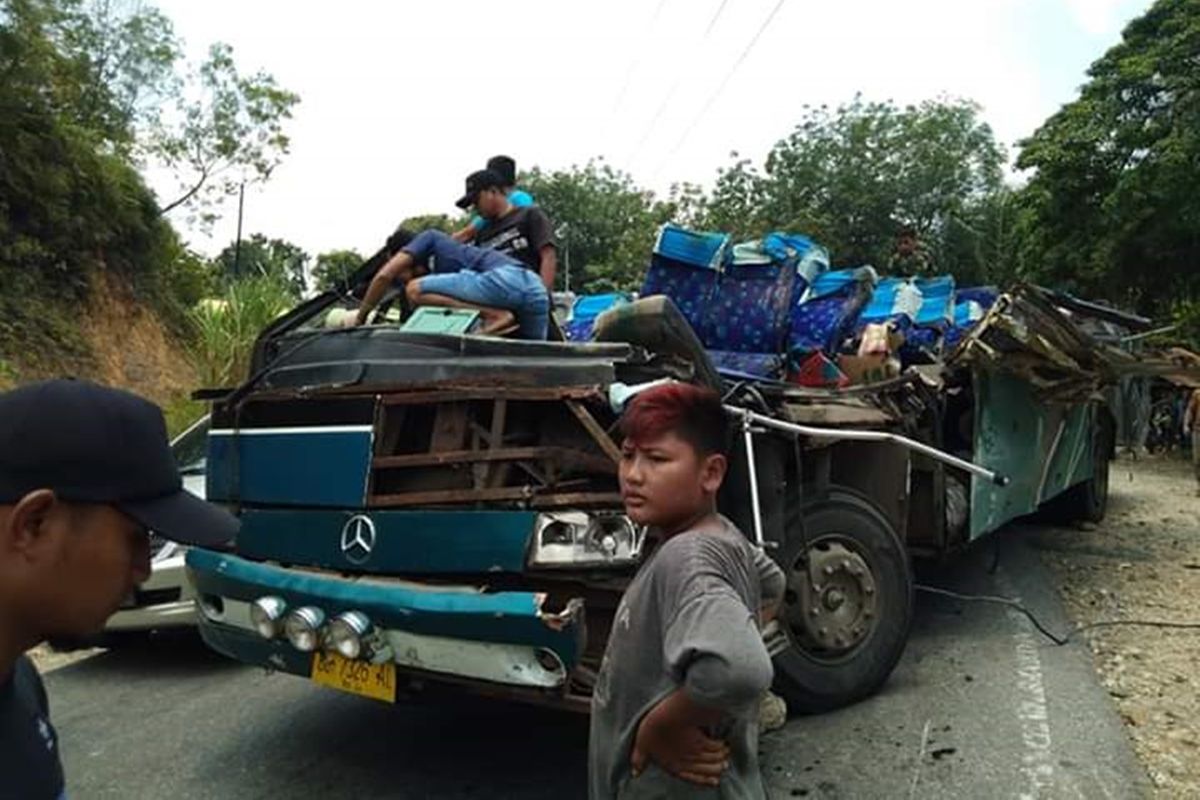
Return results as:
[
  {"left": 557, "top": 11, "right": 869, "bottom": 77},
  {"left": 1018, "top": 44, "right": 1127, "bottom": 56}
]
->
[{"left": 772, "top": 488, "right": 913, "bottom": 714}]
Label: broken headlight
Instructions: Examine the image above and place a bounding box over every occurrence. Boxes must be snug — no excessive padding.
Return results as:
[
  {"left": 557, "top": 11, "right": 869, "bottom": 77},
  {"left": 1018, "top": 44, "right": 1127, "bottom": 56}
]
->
[{"left": 527, "top": 512, "right": 645, "bottom": 568}]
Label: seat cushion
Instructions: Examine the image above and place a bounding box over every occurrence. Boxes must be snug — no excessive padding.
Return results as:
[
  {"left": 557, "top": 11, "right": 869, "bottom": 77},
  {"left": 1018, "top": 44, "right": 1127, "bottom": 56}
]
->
[
  {"left": 641, "top": 254, "right": 719, "bottom": 336},
  {"left": 788, "top": 267, "right": 877, "bottom": 357},
  {"left": 699, "top": 257, "right": 795, "bottom": 354},
  {"left": 706, "top": 350, "right": 785, "bottom": 380}
]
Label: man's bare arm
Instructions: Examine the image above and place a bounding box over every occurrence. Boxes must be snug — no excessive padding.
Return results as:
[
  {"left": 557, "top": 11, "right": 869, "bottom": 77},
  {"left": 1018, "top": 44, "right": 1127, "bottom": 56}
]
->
[
  {"left": 451, "top": 224, "right": 476, "bottom": 244},
  {"left": 538, "top": 245, "right": 557, "bottom": 291},
  {"left": 354, "top": 251, "right": 415, "bottom": 325}
]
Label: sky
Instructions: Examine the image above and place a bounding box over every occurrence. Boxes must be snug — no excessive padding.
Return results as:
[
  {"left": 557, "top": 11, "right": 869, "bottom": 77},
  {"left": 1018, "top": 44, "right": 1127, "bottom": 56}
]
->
[{"left": 148, "top": 0, "right": 1153, "bottom": 259}]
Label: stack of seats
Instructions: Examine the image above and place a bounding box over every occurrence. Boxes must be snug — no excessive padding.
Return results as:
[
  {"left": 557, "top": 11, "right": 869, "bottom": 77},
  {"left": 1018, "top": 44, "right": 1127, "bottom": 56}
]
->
[
  {"left": 700, "top": 239, "right": 803, "bottom": 379},
  {"left": 641, "top": 225, "right": 729, "bottom": 336},
  {"left": 855, "top": 277, "right": 924, "bottom": 339},
  {"left": 564, "top": 293, "right": 630, "bottom": 342},
  {"left": 787, "top": 266, "right": 878, "bottom": 366},
  {"left": 639, "top": 226, "right": 831, "bottom": 381},
  {"left": 900, "top": 275, "right": 957, "bottom": 362}
]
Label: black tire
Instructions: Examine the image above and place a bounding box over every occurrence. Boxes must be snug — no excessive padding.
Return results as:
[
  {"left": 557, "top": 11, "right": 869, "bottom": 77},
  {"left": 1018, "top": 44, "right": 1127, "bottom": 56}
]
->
[
  {"left": 772, "top": 488, "right": 913, "bottom": 714},
  {"left": 1047, "top": 414, "right": 1112, "bottom": 524}
]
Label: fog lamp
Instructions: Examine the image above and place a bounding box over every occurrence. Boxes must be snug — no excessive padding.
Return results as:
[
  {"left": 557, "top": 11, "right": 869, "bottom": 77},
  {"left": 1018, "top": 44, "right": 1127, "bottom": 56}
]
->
[
  {"left": 249, "top": 596, "right": 288, "bottom": 639},
  {"left": 326, "top": 610, "right": 373, "bottom": 660},
  {"left": 283, "top": 606, "right": 325, "bottom": 652}
]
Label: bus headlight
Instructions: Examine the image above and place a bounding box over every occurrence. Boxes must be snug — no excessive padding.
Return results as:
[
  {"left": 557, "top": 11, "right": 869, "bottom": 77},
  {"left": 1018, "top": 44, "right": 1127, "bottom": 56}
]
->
[{"left": 527, "top": 512, "right": 644, "bottom": 568}]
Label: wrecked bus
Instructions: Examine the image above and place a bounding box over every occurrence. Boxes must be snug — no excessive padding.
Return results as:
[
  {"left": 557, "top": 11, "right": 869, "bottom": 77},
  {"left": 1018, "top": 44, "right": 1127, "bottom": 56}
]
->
[{"left": 186, "top": 225, "right": 1146, "bottom": 714}]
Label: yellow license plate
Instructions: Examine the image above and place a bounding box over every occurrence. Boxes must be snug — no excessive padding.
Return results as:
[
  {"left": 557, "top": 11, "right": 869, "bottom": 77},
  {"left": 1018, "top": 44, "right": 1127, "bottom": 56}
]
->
[{"left": 310, "top": 651, "right": 397, "bottom": 703}]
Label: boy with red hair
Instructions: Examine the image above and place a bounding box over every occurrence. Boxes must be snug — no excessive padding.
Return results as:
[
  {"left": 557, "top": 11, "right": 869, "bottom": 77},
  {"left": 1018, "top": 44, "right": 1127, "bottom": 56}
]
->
[{"left": 589, "top": 383, "right": 785, "bottom": 799}]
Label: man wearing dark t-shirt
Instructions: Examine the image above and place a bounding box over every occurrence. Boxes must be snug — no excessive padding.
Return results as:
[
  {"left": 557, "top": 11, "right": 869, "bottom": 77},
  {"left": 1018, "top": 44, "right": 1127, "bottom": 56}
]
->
[
  {"left": 1, "top": 655, "right": 64, "bottom": 799},
  {"left": 458, "top": 169, "right": 558, "bottom": 290},
  {"left": 0, "top": 381, "right": 239, "bottom": 799}
]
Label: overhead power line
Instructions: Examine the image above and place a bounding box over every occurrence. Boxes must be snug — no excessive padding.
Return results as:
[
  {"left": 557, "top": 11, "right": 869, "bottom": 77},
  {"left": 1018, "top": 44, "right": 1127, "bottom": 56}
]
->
[
  {"left": 607, "top": 0, "right": 671, "bottom": 120},
  {"left": 654, "top": 0, "right": 786, "bottom": 178},
  {"left": 625, "top": 0, "right": 732, "bottom": 167}
]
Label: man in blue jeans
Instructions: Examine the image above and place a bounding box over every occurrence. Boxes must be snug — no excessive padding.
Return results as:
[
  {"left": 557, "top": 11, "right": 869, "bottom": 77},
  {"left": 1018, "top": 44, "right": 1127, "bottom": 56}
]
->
[{"left": 352, "top": 228, "right": 550, "bottom": 339}]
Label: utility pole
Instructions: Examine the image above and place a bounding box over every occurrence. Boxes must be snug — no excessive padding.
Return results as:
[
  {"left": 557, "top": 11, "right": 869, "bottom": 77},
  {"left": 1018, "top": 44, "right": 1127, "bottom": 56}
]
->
[
  {"left": 233, "top": 181, "right": 246, "bottom": 279},
  {"left": 559, "top": 222, "right": 571, "bottom": 293}
]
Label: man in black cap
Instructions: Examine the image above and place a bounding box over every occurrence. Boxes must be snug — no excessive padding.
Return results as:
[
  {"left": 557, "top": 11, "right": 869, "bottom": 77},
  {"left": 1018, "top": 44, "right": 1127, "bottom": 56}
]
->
[
  {"left": 456, "top": 168, "right": 558, "bottom": 291},
  {"left": 452, "top": 154, "right": 535, "bottom": 244},
  {"left": 0, "top": 379, "right": 238, "bottom": 800}
]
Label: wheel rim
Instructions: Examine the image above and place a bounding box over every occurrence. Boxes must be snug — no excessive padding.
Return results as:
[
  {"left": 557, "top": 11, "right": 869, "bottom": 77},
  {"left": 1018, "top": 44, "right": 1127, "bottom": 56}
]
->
[{"left": 784, "top": 535, "right": 879, "bottom": 660}]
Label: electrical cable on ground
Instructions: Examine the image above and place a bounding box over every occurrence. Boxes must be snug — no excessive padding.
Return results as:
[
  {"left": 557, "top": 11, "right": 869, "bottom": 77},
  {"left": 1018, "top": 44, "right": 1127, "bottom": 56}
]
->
[{"left": 915, "top": 584, "right": 1200, "bottom": 646}]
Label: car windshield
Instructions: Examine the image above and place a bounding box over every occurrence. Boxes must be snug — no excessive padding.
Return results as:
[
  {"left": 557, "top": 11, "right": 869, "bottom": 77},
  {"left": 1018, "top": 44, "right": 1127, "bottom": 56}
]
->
[{"left": 172, "top": 415, "right": 210, "bottom": 472}]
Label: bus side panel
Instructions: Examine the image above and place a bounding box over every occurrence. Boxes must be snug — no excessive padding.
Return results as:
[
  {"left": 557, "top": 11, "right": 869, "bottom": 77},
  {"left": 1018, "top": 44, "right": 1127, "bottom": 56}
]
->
[{"left": 969, "top": 370, "right": 1094, "bottom": 539}]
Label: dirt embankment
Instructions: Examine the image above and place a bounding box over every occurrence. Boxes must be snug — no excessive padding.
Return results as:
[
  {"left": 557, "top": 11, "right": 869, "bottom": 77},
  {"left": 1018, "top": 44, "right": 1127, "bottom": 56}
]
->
[
  {"left": 1035, "top": 454, "right": 1200, "bottom": 797},
  {"left": 0, "top": 271, "right": 196, "bottom": 410}
]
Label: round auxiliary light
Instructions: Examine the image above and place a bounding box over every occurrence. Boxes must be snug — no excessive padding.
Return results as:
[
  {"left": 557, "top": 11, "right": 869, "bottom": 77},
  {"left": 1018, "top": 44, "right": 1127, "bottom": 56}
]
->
[
  {"left": 249, "top": 596, "right": 288, "bottom": 639},
  {"left": 283, "top": 606, "right": 326, "bottom": 652},
  {"left": 326, "top": 611, "right": 374, "bottom": 660}
]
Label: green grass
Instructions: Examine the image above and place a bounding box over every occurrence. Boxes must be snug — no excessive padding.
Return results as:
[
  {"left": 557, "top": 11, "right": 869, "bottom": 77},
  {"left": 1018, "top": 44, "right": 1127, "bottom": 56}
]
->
[{"left": 188, "top": 277, "right": 295, "bottom": 388}]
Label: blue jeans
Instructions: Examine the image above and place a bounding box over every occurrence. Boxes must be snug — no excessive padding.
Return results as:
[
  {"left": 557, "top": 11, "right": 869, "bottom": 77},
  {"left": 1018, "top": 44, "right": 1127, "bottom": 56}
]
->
[{"left": 403, "top": 231, "right": 549, "bottom": 339}]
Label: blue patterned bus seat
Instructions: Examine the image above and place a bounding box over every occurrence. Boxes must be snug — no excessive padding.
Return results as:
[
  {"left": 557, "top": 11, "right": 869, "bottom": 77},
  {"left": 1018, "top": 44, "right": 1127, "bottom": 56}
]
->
[
  {"left": 564, "top": 293, "right": 630, "bottom": 342},
  {"left": 707, "top": 350, "right": 786, "bottom": 380},
  {"left": 788, "top": 266, "right": 878, "bottom": 358},
  {"left": 641, "top": 225, "right": 729, "bottom": 336}
]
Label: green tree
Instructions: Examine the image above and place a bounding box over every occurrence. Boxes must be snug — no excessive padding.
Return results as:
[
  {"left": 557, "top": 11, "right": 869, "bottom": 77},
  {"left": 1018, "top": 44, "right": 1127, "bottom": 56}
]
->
[
  {"left": 312, "top": 248, "right": 364, "bottom": 291},
  {"left": 522, "top": 161, "right": 661, "bottom": 292},
  {"left": 1016, "top": 0, "right": 1200, "bottom": 319},
  {"left": 12, "top": 0, "right": 299, "bottom": 225},
  {"left": 396, "top": 214, "right": 458, "bottom": 233},
  {"left": 214, "top": 234, "right": 309, "bottom": 297},
  {"left": 701, "top": 97, "right": 1006, "bottom": 277},
  {"left": 152, "top": 42, "right": 299, "bottom": 224}
]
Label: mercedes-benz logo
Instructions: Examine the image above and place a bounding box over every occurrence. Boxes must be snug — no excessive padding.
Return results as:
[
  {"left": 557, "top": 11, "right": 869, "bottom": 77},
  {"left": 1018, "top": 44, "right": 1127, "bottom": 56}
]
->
[{"left": 340, "top": 515, "right": 377, "bottom": 565}]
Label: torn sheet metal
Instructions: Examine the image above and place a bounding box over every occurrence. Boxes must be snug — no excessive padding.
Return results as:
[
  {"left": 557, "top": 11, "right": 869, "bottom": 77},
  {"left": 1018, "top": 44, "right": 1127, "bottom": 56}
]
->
[{"left": 951, "top": 286, "right": 1144, "bottom": 401}]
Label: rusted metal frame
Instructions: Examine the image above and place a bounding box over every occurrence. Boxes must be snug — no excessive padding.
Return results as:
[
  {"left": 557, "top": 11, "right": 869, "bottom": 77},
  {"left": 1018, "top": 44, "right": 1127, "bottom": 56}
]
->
[
  {"left": 565, "top": 400, "right": 622, "bottom": 464},
  {"left": 487, "top": 399, "right": 508, "bottom": 487},
  {"left": 370, "top": 487, "right": 622, "bottom": 509},
  {"left": 429, "top": 402, "right": 470, "bottom": 452},
  {"left": 373, "top": 446, "right": 614, "bottom": 474},
  {"left": 380, "top": 386, "right": 602, "bottom": 406},
  {"left": 466, "top": 420, "right": 548, "bottom": 486}
]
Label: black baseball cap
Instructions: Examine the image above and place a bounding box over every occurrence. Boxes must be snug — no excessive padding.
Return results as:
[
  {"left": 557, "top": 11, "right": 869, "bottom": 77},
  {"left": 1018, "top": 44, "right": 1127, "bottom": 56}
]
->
[
  {"left": 455, "top": 168, "right": 504, "bottom": 210},
  {"left": 0, "top": 380, "right": 239, "bottom": 546}
]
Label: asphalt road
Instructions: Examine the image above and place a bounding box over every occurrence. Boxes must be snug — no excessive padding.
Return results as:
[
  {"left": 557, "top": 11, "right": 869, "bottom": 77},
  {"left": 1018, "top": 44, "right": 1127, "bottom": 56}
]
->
[{"left": 45, "top": 526, "right": 1149, "bottom": 800}]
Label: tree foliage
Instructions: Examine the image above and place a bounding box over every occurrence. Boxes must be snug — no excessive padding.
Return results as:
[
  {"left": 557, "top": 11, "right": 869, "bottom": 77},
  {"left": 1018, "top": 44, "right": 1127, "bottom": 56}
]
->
[
  {"left": 521, "top": 161, "right": 669, "bottom": 293},
  {"left": 699, "top": 97, "right": 1007, "bottom": 277},
  {"left": 0, "top": 0, "right": 299, "bottom": 377},
  {"left": 214, "top": 234, "right": 309, "bottom": 297},
  {"left": 312, "top": 248, "right": 364, "bottom": 292},
  {"left": 3, "top": 0, "right": 298, "bottom": 225},
  {"left": 1015, "top": 0, "right": 1200, "bottom": 317}
]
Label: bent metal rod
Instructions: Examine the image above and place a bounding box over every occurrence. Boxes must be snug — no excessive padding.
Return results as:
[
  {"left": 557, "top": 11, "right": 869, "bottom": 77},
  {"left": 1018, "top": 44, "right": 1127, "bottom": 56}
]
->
[{"left": 724, "top": 405, "right": 1010, "bottom": 547}]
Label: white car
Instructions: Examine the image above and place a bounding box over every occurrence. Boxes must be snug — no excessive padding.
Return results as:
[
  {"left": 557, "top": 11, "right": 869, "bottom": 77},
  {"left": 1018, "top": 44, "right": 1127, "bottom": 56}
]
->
[{"left": 52, "top": 415, "right": 209, "bottom": 649}]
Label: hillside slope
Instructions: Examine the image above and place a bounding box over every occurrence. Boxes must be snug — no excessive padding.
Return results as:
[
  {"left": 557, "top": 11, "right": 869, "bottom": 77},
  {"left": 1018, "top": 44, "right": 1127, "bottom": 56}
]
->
[{"left": 0, "top": 272, "right": 201, "bottom": 430}]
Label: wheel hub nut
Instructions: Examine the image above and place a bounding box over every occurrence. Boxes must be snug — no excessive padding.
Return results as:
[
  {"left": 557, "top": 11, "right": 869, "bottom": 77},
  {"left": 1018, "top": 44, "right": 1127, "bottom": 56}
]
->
[{"left": 823, "top": 588, "right": 846, "bottom": 611}]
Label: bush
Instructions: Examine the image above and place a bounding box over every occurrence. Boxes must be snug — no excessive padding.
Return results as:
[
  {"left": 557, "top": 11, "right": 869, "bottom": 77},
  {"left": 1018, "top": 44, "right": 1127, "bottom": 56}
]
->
[{"left": 189, "top": 276, "right": 294, "bottom": 387}]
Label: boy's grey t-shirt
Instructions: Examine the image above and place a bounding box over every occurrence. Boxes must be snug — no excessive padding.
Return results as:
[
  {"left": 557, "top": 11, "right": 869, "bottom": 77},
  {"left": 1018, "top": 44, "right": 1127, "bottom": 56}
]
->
[{"left": 589, "top": 515, "right": 786, "bottom": 800}]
